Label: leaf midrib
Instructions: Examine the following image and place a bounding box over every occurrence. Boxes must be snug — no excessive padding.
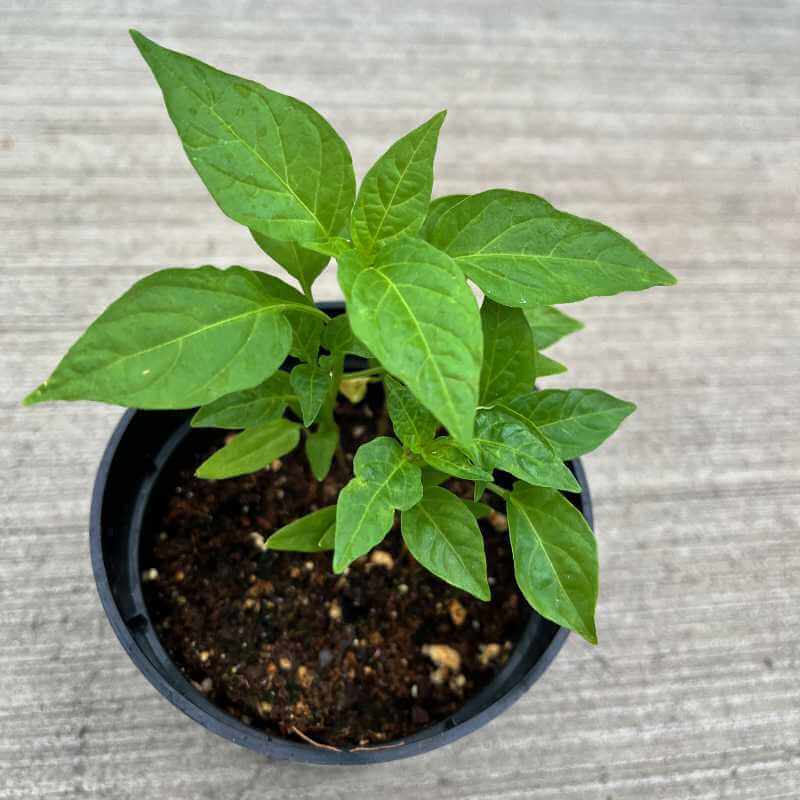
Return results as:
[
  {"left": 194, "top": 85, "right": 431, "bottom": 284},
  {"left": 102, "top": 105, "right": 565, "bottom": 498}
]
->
[{"left": 151, "top": 44, "right": 329, "bottom": 236}]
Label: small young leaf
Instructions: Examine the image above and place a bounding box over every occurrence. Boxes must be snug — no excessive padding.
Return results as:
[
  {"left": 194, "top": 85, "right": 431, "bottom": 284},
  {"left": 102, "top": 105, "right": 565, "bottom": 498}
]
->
[
  {"left": 348, "top": 237, "right": 482, "bottom": 449},
  {"left": 290, "top": 363, "right": 332, "bottom": 426},
  {"left": 421, "top": 466, "right": 449, "bottom": 487},
  {"left": 420, "top": 194, "right": 467, "bottom": 240},
  {"left": 191, "top": 370, "right": 294, "bottom": 429},
  {"left": 385, "top": 377, "right": 438, "bottom": 452},
  {"left": 304, "top": 237, "right": 352, "bottom": 258},
  {"left": 507, "top": 483, "right": 598, "bottom": 644},
  {"left": 251, "top": 233, "right": 329, "bottom": 297},
  {"left": 351, "top": 111, "right": 446, "bottom": 254},
  {"left": 24, "top": 266, "right": 325, "bottom": 409},
  {"left": 305, "top": 423, "right": 339, "bottom": 481},
  {"left": 427, "top": 189, "right": 676, "bottom": 307},
  {"left": 474, "top": 407, "right": 579, "bottom": 492},
  {"left": 266, "top": 505, "right": 337, "bottom": 552},
  {"left": 251, "top": 272, "right": 326, "bottom": 363},
  {"left": 196, "top": 417, "right": 300, "bottom": 479},
  {"left": 473, "top": 480, "right": 489, "bottom": 502},
  {"left": 479, "top": 298, "right": 536, "bottom": 404},
  {"left": 508, "top": 389, "right": 636, "bottom": 460},
  {"left": 463, "top": 499, "right": 492, "bottom": 519},
  {"left": 130, "top": 31, "right": 355, "bottom": 244},
  {"left": 339, "top": 377, "right": 369, "bottom": 404},
  {"left": 420, "top": 438, "right": 493, "bottom": 482},
  {"left": 401, "top": 486, "right": 490, "bottom": 600},
  {"left": 321, "top": 314, "right": 371, "bottom": 358},
  {"left": 333, "top": 437, "right": 422, "bottom": 572},
  {"left": 535, "top": 352, "right": 567, "bottom": 378},
  {"left": 523, "top": 305, "right": 583, "bottom": 350}
]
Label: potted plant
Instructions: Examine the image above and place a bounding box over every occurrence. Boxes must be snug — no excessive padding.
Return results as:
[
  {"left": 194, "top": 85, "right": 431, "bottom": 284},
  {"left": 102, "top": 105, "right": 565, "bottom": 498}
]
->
[{"left": 24, "top": 30, "right": 676, "bottom": 763}]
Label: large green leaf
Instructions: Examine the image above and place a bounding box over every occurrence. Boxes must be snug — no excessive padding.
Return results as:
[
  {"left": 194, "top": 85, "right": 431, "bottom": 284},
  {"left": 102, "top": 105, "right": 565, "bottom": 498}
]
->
[
  {"left": 508, "top": 389, "right": 636, "bottom": 459},
  {"left": 420, "top": 194, "right": 467, "bottom": 240},
  {"left": 191, "top": 370, "right": 294, "bottom": 429},
  {"left": 24, "top": 266, "right": 325, "bottom": 408},
  {"left": 523, "top": 305, "right": 583, "bottom": 350},
  {"left": 479, "top": 298, "right": 536, "bottom": 404},
  {"left": 131, "top": 31, "right": 355, "bottom": 243},
  {"left": 474, "top": 407, "right": 579, "bottom": 492},
  {"left": 401, "top": 486, "right": 490, "bottom": 600},
  {"left": 251, "top": 233, "right": 329, "bottom": 297},
  {"left": 420, "top": 438, "right": 493, "bottom": 482},
  {"left": 333, "top": 437, "right": 422, "bottom": 571},
  {"left": 266, "top": 505, "right": 336, "bottom": 552},
  {"left": 305, "top": 423, "right": 339, "bottom": 481},
  {"left": 196, "top": 417, "right": 300, "bottom": 479},
  {"left": 385, "top": 377, "right": 438, "bottom": 452},
  {"left": 507, "top": 483, "right": 598, "bottom": 643},
  {"left": 427, "top": 189, "right": 676, "bottom": 307},
  {"left": 348, "top": 237, "right": 482, "bottom": 448},
  {"left": 290, "top": 362, "right": 333, "bottom": 426},
  {"left": 351, "top": 111, "right": 446, "bottom": 253}
]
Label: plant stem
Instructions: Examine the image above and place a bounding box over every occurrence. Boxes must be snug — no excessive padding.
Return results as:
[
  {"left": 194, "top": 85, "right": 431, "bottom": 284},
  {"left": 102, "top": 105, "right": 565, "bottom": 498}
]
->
[
  {"left": 302, "top": 283, "right": 314, "bottom": 303},
  {"left": 485, "top": 482, "right": 509, "bottom": 500},
  {"left": 342, "top": 366, "right": 385, "bottom": 380}
]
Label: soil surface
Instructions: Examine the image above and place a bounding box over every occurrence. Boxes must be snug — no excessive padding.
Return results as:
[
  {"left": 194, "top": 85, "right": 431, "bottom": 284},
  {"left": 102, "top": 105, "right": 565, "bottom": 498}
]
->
[{"left": 141, "top": 393, "right": 528, "bottom": 749}]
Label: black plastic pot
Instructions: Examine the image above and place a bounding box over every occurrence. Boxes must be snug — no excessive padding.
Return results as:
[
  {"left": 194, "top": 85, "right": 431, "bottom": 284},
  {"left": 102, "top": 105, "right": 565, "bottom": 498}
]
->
[{"left": 89, "top": 304, "right": 593, "bottom": 765}]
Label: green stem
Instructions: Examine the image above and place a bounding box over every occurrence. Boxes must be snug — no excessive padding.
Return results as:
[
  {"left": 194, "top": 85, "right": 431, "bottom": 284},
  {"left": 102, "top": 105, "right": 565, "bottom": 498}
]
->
[
  {"left": 342, "top": 366, "right": 385, "bottom": 380},
  {"left": 302, "top": 283, "right": 315, "bottom": 303},
  {"left": 485, "top": 482, "right": 509, "bottom": 501}
]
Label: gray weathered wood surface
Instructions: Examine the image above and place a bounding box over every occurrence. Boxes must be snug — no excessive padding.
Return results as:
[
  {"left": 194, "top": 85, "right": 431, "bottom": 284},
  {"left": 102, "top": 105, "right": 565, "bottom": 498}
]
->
[{"left": 2, "top": 1, "right": 798, "bottom": 797}]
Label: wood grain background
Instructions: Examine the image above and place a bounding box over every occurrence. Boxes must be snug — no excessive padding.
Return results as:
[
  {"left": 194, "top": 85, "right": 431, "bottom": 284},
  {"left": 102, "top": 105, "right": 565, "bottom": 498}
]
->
[{"left": 1, "top": 1, "right": 798, "bottom": 797}]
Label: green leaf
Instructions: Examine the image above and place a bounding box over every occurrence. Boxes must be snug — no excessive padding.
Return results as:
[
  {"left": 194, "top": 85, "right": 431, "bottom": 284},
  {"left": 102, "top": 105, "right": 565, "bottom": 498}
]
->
[
  {"left": 333, "top": 437, "right": 422, "bottom": 571},
  {"left": 321, "top": 314, "right": 371, "bottom": 358},
  {"left": 535, "top": 352, "right": 567, "bottom": 378},
  {"left": 523, "top": 305, "right": 583, "bottom": 350},
  {"left": 420, "top": 194, "right": 467, "bottom": 240},
  {"left": 473, "top": 480, "right": 488, "bottom": 502},
  {"left": 196, "top": 417, "right": 300, "bottom": 479},
  {"left": 351, "top": 111, "right": 446, "bottom": 254},
  {"left": 348, "top": 237, "right": 482, "bottom": 448},
  {"left": 336, "top": 248, "right": 368, "bottom": 301},
  {"left": 24, "top": 266, "right": 325, "bottom": 408},
  {"left": 420, "top": 437, "right": 493, "bottom": 482},
  {"left": 385, "top": 377, "right": 438, "bottom": 452},
  {"left": 304, "top": 236, "right": 352, "bottom": 258},
  {"left": 508, "top": 389, "right": 636, "bottom": 460},
  {"left": 427, "top": 189, "right": 676, "bottom": 307},
  {"left": 251, "top": 271, "right": 325, "bottom": 364},
  {"left": 463, "top": 499, "right": 492, "bottom": 519},
  {"left": 473, "top": 407, "right": 579, "bottom": 492},
  {"left": 266, "top": 505, "right": 337, "bottom": 552},
  {"left": 130, "top": 31, "right": 355, "bottom": 243},
  {"left": 479, "top": 298, "right": 536, "bottom": 404},
  {"left": 191, "top": 370, "right": 294, "bottom": 429},
  {"left": 305, "top": 423, "right": 339, "bottom": 481},
  {"left": 290, "top": 362, "right": 332, "bottom": 426},
  {"left": 507, "top": 483, "right": 598, "bottom": 643},
  {"left": 401, "top": 486, "right": 490, "bottom": 600},
  {"left": 251, "top": 233, "right": 329, "bottom": 296},
  {"left": 421, "top": 466, "right": 449, "bottom": 487}
]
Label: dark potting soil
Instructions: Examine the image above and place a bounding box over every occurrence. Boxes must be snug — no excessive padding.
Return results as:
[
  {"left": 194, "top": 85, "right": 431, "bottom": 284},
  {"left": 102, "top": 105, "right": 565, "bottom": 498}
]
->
[{"left": 141, "top": 396, "right": 528, "bottom": 749}]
